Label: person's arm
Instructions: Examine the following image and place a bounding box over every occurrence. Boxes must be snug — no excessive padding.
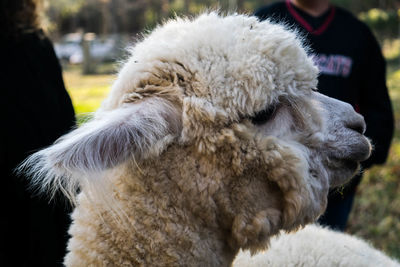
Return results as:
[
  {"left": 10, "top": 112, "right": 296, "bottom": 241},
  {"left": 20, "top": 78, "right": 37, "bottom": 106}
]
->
[{"left": 359, "top": 27, "right": 394, "bottom": 169}]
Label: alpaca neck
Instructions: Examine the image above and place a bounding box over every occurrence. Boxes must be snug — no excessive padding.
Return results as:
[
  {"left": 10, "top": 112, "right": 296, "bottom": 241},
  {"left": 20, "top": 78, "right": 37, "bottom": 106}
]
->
[
  {"left": 66, "top": 189, "right": 238, "bottom": 266},
  {"left": 115, "top": 158, "right": 240, "bottom": 266},
  {"left": 119, "top": 193, "right": 238, "bottom": 266}
]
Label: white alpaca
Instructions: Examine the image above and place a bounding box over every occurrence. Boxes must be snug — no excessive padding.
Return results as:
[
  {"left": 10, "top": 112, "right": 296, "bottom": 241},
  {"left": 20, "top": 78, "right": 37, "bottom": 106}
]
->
[
  {"left": 21, "top": 13, "right": 375, "bottom": 266},
  {"left": 234, "top": 224, "right": 400, "bottom": 267}
]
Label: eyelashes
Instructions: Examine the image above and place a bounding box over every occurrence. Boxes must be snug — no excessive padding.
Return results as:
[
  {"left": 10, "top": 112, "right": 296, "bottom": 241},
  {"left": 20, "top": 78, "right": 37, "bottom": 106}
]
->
[{"left": 250, "top": 104, "right": 277, "bottom": 125}]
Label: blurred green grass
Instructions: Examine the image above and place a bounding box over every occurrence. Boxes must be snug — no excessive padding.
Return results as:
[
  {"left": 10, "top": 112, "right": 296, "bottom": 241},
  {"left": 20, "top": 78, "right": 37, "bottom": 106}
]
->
[{"left": 63, "top": 42, "right": 400, "bottom": 259}]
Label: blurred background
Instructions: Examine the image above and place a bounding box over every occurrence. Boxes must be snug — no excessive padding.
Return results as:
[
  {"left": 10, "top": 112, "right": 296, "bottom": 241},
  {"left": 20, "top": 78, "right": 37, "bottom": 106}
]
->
[{"left": 43, "top": 0, "right": 400, "bottom": 260}]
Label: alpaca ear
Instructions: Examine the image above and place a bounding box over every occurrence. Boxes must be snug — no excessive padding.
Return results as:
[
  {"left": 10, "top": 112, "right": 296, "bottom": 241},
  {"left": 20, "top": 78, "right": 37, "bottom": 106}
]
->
[{"left": 23, "top": 97, "right": 181, "bottom": 177}]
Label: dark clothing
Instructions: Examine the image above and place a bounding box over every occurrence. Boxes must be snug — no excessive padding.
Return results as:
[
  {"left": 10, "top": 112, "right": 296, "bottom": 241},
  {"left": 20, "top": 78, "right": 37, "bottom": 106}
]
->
[
  {"left": 255, "top": 1, "right": 394, "bottom": 230},
  {"left": 1, "top": 30, "right": 75, "bottom": 266}
]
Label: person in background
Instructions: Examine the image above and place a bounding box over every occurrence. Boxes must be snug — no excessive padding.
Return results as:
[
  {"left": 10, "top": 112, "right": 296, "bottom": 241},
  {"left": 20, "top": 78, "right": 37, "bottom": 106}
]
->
[
  {"left": 0, "top": 0, "right": 76, "bottom": 265},
  {"left": 255, "top": 0, "right": 394, "bottom": 231}
]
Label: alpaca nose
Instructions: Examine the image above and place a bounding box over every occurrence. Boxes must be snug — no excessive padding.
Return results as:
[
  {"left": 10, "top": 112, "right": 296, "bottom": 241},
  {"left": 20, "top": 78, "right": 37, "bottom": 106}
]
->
[{"left": 345, "top": 116, "right": 366, "bottom": 135}]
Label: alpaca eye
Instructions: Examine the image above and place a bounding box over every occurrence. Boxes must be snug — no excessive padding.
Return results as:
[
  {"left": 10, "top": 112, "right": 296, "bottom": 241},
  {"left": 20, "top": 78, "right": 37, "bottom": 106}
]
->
[{"left": 250, "top": 105, "right": 277, "bottom": 125}]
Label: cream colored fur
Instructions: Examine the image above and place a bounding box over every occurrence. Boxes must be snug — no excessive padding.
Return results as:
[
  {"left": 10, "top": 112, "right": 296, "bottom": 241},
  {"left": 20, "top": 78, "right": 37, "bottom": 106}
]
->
[
  {"left": 21, "top": 13, "right": 373, "bottom": 266},
  {"left": 233, "top": 224, "right": 400, "bottom": 267}
]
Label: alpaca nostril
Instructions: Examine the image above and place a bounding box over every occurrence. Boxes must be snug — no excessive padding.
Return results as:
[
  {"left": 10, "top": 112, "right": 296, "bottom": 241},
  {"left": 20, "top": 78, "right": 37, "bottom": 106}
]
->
[{"left": 346, "top": 121, "right": 365, "bottom": 134}]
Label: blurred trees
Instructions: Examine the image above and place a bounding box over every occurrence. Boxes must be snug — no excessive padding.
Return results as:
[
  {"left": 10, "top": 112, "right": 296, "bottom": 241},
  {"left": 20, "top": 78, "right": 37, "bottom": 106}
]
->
[
  {"left": 331, "top": 0, "right": 399, "bottom": 13},
  {"left": 46, "top": 0, "right": 400, "bottom": 39},
  {"left": 331, "top": 0, "right": 400, "bottom": 42},
  {"left": 359, "top": 8, "right": 399, "bottom": 43},
  {"left": 47, "top": 0, "right": 147, "bottom": 36}
]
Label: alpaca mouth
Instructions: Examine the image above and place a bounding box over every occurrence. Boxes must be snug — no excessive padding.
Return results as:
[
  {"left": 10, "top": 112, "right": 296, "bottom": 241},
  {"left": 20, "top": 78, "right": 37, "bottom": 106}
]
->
[
  {"left": 325, "top": 136, "right": 370, "bottom": 188},
  {"left": 329, "top": 134, "right": 371, "bottom": 163}
]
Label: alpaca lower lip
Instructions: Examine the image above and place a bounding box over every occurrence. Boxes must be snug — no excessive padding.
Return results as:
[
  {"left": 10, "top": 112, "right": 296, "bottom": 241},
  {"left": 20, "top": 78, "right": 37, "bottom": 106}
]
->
[
  {"left": 340, "top": 135, "right": 371, "bottom": 162},
  {"left": 349, "top": 138, "right": 371, "bottom": 162}
]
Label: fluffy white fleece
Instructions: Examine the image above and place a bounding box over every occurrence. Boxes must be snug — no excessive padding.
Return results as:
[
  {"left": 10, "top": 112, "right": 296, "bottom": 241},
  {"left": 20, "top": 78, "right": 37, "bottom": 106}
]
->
[{"left": 233, "top": 224, "right": 400, "bottom": 267}]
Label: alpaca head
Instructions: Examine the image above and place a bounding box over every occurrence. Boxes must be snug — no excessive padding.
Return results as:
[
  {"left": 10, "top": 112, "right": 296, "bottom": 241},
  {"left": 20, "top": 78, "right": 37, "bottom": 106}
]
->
[{"left": 22, "top": 13, "right": 371, "bottom": 255}]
